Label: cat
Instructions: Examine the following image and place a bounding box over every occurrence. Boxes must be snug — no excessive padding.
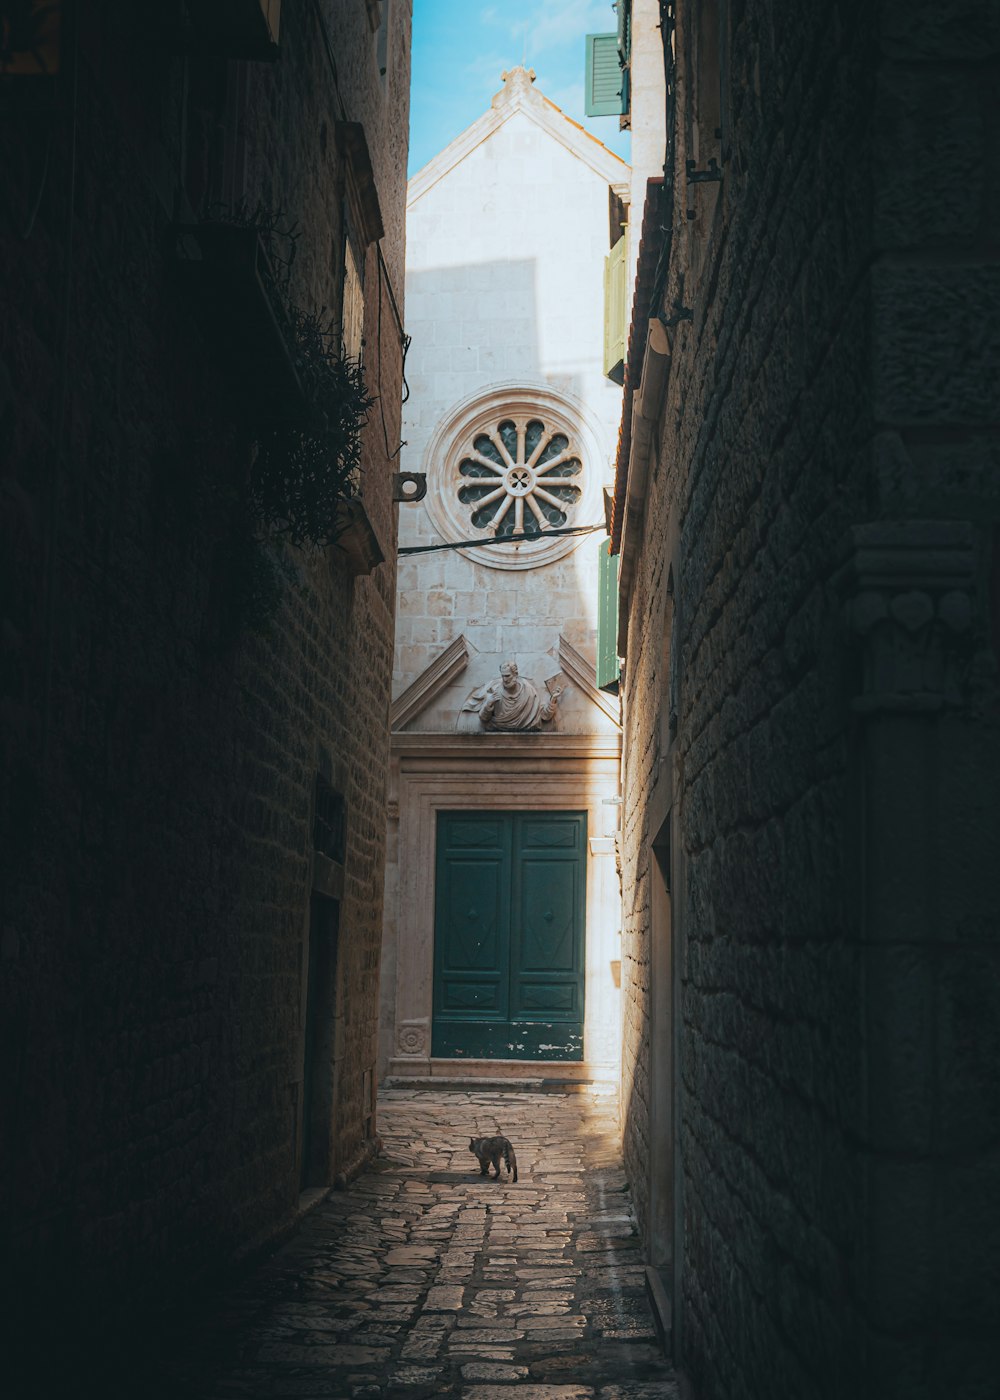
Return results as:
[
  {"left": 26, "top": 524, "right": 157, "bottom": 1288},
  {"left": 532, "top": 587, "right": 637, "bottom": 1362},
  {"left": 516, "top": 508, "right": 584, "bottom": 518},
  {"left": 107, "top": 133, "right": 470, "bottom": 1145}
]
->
[{"left": 469, "top": 1133, "right": 517, "bottom": 1182}]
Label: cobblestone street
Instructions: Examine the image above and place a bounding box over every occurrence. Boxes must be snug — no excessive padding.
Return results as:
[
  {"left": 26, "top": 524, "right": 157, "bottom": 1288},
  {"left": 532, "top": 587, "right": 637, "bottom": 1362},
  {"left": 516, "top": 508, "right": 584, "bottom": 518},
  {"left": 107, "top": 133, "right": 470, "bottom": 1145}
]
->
[{"left": 160, "top": 1088, "right": 677, "bottom": 1399}]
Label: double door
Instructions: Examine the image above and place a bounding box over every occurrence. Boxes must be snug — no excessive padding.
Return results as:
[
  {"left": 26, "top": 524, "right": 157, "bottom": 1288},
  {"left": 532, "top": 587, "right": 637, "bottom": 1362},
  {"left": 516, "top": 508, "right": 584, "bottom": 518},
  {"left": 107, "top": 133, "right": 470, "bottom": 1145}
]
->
[{"left": 432, "top": 810, "right": 587, "bottom": 1061}]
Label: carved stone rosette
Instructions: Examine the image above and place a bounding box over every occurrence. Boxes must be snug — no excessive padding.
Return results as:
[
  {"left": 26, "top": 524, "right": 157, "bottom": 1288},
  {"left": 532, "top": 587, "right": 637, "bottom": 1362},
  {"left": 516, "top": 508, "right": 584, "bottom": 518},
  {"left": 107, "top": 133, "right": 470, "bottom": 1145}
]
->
[{"left": 395, "top": 1021, "right": 428, "bottom": 1057}]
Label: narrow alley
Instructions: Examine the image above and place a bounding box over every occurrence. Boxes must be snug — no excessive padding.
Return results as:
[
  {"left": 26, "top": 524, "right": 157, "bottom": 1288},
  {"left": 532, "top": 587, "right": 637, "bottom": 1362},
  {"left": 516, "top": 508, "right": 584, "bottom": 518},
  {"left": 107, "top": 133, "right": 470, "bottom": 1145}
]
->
[
  {"left": 159, "top": 1089, "right": 675, "bottom": 1399},
  {"left": 2, "top": 3, "right": 995, "bottom": 1398}
]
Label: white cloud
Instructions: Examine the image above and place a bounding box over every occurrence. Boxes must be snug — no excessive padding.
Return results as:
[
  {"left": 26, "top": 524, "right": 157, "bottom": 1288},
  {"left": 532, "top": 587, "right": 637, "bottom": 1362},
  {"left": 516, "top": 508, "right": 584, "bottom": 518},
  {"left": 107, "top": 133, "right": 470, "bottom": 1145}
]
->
[
  {"left": 475, "top": 0, "right": 617, "bottom": 56},
  {"left": 529, "top": 0, "right": 617, "bottom": 54}
]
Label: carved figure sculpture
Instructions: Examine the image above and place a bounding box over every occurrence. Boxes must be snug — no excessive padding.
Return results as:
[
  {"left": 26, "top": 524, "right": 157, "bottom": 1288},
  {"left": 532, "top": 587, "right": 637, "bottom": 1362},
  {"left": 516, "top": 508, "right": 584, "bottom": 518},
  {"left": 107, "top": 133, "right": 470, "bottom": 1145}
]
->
[{"left": 463, "top": 660, "right": 562, "bottom": 732}]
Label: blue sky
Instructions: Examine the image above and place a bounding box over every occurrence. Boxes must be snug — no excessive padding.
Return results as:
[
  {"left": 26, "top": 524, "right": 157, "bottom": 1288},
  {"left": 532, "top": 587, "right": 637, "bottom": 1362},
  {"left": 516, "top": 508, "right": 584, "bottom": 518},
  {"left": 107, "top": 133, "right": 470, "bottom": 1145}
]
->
[{"left": 407, "top": 0, "right": 631, "bottom": 176}]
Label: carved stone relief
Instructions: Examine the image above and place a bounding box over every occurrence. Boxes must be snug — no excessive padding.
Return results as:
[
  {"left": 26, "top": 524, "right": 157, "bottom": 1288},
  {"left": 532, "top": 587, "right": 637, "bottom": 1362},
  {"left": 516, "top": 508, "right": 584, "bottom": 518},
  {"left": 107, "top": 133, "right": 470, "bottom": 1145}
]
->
[
  {"left": 396, "top": 1020, "right": 428, "bottom": 1057},
  {"left": 461, "top": 660, "right": 565, "bottom": 731},
  {"left": 834, "top": 520, "right": 979, "bottom": 712}
]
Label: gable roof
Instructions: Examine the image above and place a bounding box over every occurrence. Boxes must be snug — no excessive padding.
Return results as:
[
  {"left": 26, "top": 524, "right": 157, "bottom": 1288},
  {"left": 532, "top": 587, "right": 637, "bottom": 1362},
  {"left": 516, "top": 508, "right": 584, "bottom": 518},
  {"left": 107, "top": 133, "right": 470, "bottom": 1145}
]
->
[{"left": 408, "top": 66, "right": 630, "bottom": 209}]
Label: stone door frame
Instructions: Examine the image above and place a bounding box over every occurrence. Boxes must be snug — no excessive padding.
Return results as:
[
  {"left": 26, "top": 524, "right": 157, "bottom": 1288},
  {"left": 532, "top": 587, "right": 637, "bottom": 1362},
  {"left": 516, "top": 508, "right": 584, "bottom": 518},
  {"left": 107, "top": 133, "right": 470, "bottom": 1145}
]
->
[{"left": 385, "top": 732, "right": 622, "bottom": 1081}]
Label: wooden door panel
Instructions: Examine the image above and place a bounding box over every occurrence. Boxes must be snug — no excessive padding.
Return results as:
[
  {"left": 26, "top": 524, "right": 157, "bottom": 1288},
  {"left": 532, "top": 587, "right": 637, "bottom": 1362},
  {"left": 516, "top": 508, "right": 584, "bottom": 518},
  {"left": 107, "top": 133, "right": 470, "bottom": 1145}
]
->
[
  {"left": 510, "top": 814, "right": 586, "bottom": 1028},
  {"left": 519, "top": 859, "right": 578, "bottom": 972},
  {"left": 439, "top": 859, "right": 504, "bottom": 971},
  {"left": 519, "top": 982, "right": 578, "bottom": 1013},
  {"left": 521, "top": 818, "right": 579, "bottom": 848},
  {"left": 432, "top": 810, "right": 585, "bottom": 1061}
]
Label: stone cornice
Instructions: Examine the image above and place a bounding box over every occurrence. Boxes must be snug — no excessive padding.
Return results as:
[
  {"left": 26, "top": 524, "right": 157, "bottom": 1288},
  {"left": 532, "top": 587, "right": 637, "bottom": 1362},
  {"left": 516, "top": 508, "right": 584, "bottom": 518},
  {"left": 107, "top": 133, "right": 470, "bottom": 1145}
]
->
[{"left": 392, "top": 732, "right": 621, "bottom": 762}]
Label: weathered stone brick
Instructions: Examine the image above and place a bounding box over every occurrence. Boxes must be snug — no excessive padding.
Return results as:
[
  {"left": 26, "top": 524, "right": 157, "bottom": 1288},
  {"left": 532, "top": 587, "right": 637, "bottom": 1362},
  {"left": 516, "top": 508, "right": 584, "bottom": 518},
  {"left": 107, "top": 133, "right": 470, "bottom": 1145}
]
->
[
  {"left": 617, "top": 0, "right": 998, "bottom": 1396},
  {"left": 0, "top": 0, "right": 411, "bottom": 1330}
]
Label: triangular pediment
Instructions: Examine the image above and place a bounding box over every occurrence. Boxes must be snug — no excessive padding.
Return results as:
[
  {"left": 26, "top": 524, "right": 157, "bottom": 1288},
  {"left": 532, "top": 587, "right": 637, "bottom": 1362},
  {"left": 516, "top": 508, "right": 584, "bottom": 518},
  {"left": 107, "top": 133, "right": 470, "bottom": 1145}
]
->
[
  {"left": 391, "top": 635, "right": 620, "bottom": 736},
  {"left": 390, "top": 636, "right": 471, "bottom": 731},
  {"left": 557, "top": 636, "right": 621, "bottom": 729},
  {"left": 408, "top": 66, "right": 629, "bottom": 210}
]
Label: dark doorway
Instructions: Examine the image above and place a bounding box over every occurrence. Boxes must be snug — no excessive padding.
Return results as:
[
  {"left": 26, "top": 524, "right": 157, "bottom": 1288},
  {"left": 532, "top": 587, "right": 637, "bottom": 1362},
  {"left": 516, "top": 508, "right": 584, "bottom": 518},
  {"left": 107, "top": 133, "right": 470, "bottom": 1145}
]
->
[{"left": 301, "top": 893, "right": 339, "bottom": 1189}]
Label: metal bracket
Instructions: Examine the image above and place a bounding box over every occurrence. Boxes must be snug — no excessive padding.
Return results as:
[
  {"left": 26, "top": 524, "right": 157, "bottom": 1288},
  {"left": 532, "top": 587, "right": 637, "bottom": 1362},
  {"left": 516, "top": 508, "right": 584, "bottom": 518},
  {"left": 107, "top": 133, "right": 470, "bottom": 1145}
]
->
[
  {"left": 393, "top": 471, "right": 427, "bottom": 503},
  {"left": 685, "top": 157, "right": 722, "bottom": 183},
  {"left": 659, "top": 304, "right": 693, "bottom": 329}
]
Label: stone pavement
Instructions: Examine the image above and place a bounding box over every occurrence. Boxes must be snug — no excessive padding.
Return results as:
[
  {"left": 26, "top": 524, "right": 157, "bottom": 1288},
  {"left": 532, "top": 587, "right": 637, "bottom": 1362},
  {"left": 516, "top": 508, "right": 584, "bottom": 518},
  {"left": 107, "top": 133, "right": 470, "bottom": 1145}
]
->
[{"left": 161, "top": 1087, "right": 678, "bottom": 1399}]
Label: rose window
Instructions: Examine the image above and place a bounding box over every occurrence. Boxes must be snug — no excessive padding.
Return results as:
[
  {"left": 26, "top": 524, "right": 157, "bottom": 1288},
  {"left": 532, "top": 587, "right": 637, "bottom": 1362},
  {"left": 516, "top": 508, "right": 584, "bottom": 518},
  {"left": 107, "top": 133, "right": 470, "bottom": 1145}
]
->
[
  {"left": 422, "top": 386, "right": 602, "bottom": 571},
  {"left": 456, "top": 416, "right": 583, "bottom": 539}
]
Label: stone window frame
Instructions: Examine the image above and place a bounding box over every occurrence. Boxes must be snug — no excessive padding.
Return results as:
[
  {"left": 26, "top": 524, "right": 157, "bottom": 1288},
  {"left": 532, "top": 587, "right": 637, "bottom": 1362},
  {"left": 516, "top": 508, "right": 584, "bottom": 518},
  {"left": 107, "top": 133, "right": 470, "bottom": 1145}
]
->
[
  {"left": 422, "top": 383, "right": 607, "bottom": 572},
  {"left": 335, "top": 123, "right": 384, "bottom": 364}
]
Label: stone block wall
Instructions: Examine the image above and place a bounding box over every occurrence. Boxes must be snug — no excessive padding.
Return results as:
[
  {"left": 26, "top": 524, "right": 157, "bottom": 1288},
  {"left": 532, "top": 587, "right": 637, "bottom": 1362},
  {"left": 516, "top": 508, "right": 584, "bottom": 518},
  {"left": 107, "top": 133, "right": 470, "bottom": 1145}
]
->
[
  {"left": 0, "top": 0, "right": 411, "bottom": 1324},
  {"left": 617, "top": 0, "right": 998, "bottom": 1396},
  {"left": 857, "top": 4, "right": 1000, "bottom": 1394}
]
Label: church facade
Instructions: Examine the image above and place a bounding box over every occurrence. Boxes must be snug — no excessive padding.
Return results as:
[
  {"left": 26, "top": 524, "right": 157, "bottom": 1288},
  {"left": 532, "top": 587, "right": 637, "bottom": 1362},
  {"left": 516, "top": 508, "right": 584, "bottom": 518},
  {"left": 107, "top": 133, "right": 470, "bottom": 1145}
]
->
[{"left": 379, "top": 69, "right": 628, "bottom": 1084}]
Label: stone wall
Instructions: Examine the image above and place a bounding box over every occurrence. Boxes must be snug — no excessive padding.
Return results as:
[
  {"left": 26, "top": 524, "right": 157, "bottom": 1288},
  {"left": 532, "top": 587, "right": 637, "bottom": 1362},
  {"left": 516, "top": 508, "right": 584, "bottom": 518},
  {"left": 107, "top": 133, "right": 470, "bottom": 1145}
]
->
[
  {"left": 617, "top": 0, "right": 998, "bottom": 1397},
  {"left": 0, "top": 0, "right": 411, "bottom": 1324}
]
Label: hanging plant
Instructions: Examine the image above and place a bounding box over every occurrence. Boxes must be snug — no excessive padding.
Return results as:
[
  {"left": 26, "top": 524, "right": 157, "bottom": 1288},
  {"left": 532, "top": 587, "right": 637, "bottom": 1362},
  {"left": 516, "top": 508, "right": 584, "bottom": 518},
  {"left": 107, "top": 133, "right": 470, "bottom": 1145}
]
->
[
  {"left": 178, "top": 204, "right": 374, "bottom": 551},
  {"left": 249, "top": 308, "right": 375, "bottom": 548}
]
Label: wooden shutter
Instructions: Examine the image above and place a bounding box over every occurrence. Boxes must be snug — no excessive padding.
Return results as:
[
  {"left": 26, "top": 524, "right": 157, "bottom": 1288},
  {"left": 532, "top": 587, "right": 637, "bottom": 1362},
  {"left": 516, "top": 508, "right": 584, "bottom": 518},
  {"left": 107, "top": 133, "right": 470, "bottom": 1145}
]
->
[
  {"left": 603, "top": 232, "right": 627, "bottom": 384},
  {"left": 585, "top": 33, "right": 625, "bottom": 117},
  {"left": 596, "top": 538, "right": 620, "bottom": 693}
]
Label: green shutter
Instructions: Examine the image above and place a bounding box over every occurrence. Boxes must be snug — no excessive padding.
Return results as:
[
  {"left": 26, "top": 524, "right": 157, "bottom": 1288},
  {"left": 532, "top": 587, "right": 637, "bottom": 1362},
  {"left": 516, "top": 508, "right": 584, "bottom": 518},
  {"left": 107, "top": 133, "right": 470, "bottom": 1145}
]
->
[
  {"left": 596, "top": 537, "right": 620, "bottom": 693},
  {"left": 603, "top": 231, "right": 627, "bottom": 384},
  {"left": 585, "top": 33, "right": 625, "bottom": 117}
]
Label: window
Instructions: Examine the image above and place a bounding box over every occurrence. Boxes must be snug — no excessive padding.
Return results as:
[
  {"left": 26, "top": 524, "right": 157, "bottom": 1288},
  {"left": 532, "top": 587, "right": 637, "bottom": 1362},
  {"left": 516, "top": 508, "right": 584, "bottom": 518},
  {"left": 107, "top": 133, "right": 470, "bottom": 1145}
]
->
[
  {"left": 456, "top": 413, "right": 583, "bottom": 538},
  {"left": 584, "top": 2, "right": 630, "bottom": 121},
  {"left": 585, "top": 32, "right": 627, "bottom": 118},
  {"left": 597, "top": 538, "right": 620, "bottom": 693},
  {"left": 421, "top": 385, "right": 603, "bottom": 571},
  {"left": 334, "top": 123, "right": 384, "bottom": 363},
  {"left": 603, "top": 231, "right": 628, "bottom": 384},
  {"left": 342, "top": 229, "right": 364, "bottom": 362}
]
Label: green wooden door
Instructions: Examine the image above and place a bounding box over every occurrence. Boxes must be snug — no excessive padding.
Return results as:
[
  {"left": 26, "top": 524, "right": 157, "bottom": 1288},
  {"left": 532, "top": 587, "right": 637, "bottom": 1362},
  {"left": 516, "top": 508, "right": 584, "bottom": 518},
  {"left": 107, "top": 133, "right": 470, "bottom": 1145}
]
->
[{"left": 433, "top": 811, "right": 586, "bottom": 1060}]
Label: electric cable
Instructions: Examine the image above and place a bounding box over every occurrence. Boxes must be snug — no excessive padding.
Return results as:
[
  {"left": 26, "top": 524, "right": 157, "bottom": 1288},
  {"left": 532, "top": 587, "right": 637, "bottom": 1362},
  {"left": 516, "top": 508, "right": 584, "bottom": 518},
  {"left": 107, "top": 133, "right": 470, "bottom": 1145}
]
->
[{"left": 398, "top": 522, "right": 606, "bottom": 557}]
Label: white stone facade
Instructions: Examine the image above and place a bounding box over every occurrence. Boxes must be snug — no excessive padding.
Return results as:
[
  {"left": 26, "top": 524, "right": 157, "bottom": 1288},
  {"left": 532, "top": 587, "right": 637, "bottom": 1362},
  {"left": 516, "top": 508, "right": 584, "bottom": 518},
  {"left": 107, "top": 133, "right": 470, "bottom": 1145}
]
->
[{"left": 379, "top": 69, "right": 629, "bottom": 1083}]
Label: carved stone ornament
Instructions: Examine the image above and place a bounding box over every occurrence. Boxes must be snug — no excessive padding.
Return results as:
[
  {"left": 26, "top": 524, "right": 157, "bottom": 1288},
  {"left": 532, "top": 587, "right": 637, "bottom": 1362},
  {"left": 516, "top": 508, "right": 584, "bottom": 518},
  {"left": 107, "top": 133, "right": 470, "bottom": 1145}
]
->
[
  {"left": 396, "top": 1021, "right": 427, "bottom": 1056},
  {"left": 834, "top": 520, "right": 978, "bottom": 713},
  {"left": 462, "top": 660, "right": 564, "bottom": 731}
]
